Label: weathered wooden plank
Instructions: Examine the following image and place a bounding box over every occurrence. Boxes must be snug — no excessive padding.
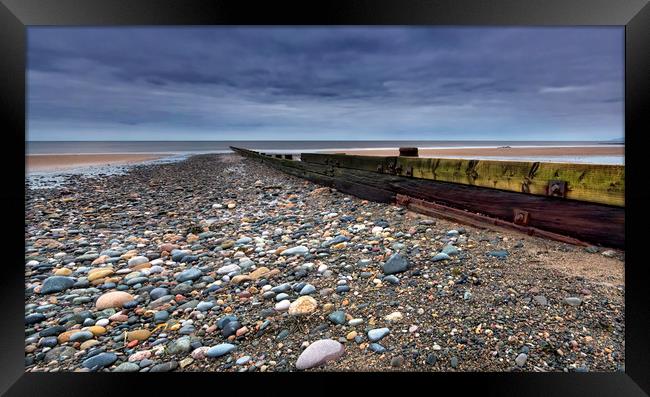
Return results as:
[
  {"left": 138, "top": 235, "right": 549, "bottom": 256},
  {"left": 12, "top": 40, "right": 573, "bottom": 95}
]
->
[
  {"left": 232, "top": 147, "right": 394, "bottom": 203},
  {"left": 300, "top": 152, "right": 625, "bottom": 207},
  {"left": 399, "top": 195, "right": 591, "bottom": 246},
  {"left": 231, "top": 147, "right": 624, "bottom": 247}
]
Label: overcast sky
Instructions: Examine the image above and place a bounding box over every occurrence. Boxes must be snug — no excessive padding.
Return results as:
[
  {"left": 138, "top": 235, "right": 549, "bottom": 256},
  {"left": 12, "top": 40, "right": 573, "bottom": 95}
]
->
[{"left": 27, "top": 27, "right": 624, "bottom": 141}]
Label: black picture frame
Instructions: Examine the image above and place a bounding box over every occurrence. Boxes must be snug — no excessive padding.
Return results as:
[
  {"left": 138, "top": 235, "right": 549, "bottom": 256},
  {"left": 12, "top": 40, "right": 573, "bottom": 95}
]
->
[{"left": 2, "top": 0, "right": 648, "bottom": 396}]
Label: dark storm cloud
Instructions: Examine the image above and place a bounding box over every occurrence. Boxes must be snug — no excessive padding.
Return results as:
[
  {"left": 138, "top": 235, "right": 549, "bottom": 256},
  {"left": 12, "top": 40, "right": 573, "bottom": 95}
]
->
[{"left": 27, "top": 27, "right": 624, "bottom": 140}]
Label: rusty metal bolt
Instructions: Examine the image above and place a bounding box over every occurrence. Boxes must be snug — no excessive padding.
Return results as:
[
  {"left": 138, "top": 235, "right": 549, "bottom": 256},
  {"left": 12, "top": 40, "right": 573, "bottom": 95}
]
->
[{"left": 550, "top": 183, "right": 561, "bottom": 195}]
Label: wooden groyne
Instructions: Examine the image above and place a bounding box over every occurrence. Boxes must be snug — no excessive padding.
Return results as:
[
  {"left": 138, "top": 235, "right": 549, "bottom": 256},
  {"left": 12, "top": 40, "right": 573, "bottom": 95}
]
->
[{"left": 231, "top": 147, "right": 624, "bottom": 248}]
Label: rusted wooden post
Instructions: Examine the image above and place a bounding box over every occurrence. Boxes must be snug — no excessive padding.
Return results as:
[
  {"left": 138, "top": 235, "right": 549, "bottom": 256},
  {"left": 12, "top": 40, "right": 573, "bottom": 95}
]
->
[{"left": 399, "top": 147, "right": 419, "bottom": 157}]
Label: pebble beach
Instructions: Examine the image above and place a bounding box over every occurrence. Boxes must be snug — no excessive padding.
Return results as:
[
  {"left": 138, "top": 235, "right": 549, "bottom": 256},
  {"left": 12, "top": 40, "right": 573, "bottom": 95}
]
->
[{"left": 24, "top": 153, "right": 625, "bottom": 372}]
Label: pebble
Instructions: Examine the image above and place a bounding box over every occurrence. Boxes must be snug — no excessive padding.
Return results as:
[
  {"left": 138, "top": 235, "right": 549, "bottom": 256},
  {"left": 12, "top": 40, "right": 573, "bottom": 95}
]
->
[
  {"left": 300, "top": 284, "right": 316, "bottom": 295},
  {"left": 40, "top": 276, "right": 76, "bottom": 294},
  {"left": 487, "top": 250, "right": 509, "bottom": 258},
  {"left": 113, "top": 362, "right": 141, "bottom": 372},
  {"left": 176, "top": 268, "right": 202, "bottom": 282},
  {"left": 168, "top": 336, "right": 192, "bottom": 355},
  {"left": 207, "top": 343, "right": 236, "bottom": 358},
  {"left": 295, "top": 339, "right": 345, "bottom": 370},
  {"left": 95, "top": 291, "right": 135, "bottom": 309},
  {"left": 328, "top": 311, "right": 346, "bottom": 325},
  {"left": 368, "top": 328, "right": 390, "bottom": 342},
  {"left": 565, "top": 297, "right": 582, "bottom": 306},
  {"left": 515, "top": 353, "right": 528, "bottom": 367},
  {"left": 150, "top": 361, "right": 178, "bottom": 372},
  {"left": 369, "top": 343, "right": 386, "bottom": 353},
  {"left": 288, "top": 296, "right": 318, "bottom": 316},
  {"left": 280, "top": 246, "right": 309, "bottom": 256},
  {"left": 384, "top": 312, "right": 403, "bottom": 323},
  {"left": 383, "top": 253, "right": 409, "bottom": 275},
  {"left": 82, "top": 352, "right": 118, "bottom": 370},
  {"left": 275, "top": 300, "right": 291, "bottom": 311},
  {"left": 432, "top": 253, "right": 450, "bottom": 262}
]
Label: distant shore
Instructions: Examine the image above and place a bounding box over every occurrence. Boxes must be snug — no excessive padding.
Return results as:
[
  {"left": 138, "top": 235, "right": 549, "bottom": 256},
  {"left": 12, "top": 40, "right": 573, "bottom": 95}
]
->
[
  {"left": 26, "top": 154, "right": 166, "bottom": 173},
  {"left": 328, "top": 145, "right": 624, "bottom": 158}
]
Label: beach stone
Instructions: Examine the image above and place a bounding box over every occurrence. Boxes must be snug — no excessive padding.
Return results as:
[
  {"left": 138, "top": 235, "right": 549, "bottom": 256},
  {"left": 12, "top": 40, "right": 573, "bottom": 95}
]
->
[
  {"left": 217, "top": 264, "right": 241, "bottom": 275},
  {"left": 432, "top": 253, "right": 451, "bottom": 262},
  {"left": 69, "top": 330, "right": 94, "bottom": 342},
  {"left": 128, "top": 256, "right": 149, "bottom": 267},
  {"left": 25, "top": 313, "right": 46, "bottom": 325},
  {"left": 328, "top": 311, "right": 346, "bottom": 325},
  {"left": 281, "top": 246, "right": 309, "bottom": 256},
  {"left": 383, "top": 275, "right": 399, "bottom": 285},
  {"left": 533, "top": 295, "right": 548, "bottom": 306},
  {"left": 80, "top": 339, "right": 100, "bottom": 350},
  {"left": 95, "top": 291, "right": 135, "bottom": 309},
  {"left": 236, "top": 356, "right": 251, "bottom": 365},
  {"left": 82, "top": 352, "right": 118, "bottom": 370},
  {"left": 128, "top": 350, "right": 152, "bottom": 362},
  {"left": 150, "top": 361, "right": 178, "bottom": 372},
  {"left": 222, "top": 321, "right": 242, "bottom": 337},
  {"left": 149, "top": 287, "right": 169, "bottom": 300},
  {"left": 369, "top": 343, "right": 386, "bottom": 353},
  {"left": 368, "top": 328, "right": 390, "bottom": 342},
  {"left": 515, "top": 353, "right": 528, "bottom": 367},
  {"left": 295, "top": 339, "right": 345, "bottom": 370},
  {"left": 348, "top": 318, "right": 363, "bottom": 326},
  {"left": 39, "top": 325, "right": 66, "bottom": 337},
  {"left": 75, "top": 253, "right": 100, "bottom": 262},
  {"left": 565, "top": 297, "right": 582, "bottom": 306},
  {"left": 322, "top": 235, "right": 350, "bottom": 247},
  {"left": 113, "top": 362, "right": 140, "bottom": 372},
  {"left": 44, "top": 346, "right": 76, "bottom": 363},
  {"left": 54, "top": 268, "right": 73, "bottom": 276},
  {"left": 191, "top": 346, "right": 210, "bottom": 360},
  {"left": 196, "top": 301, "right": 214, "bottom": 311},
  {"left": 382, "top": 254, "right": 409, "bottom": 275},
  {"left": 487, "top": 250, "right": 509, "bottom": 258},
  {"left": 39, "top": 336, "right": 58, "bottom": 348},
  {"left": 40, "top": 276, "right": 75, "bottom": 294},
  {"left": 176, "top": 268, "right": 202, "bottom": 282},
  {"left": 384, "top": 311, "right": 403, "bottom": 323},
  {"left": 275, "top": 293, "right": 290, "bottom": 301},
  {"left": 391, "top": 356, "right": 404, "bottom": 367},
  {"left": 154, "top": 311, "right": 169, "bottom": 323},
  {"left": 442, "top": 245, "right": 459, "bottom": 256},
  {"left": 207, "top": 343, "right": 236, "bottom": 358},
  {"left": 288, "top": 296, "right": 318, "bottom": 316},
  {"left": 300, "top": 284, "right": 316, "bottom": 295},
  {"left": 275, "top": 300, "right": 291, "bottom": 311},
  {"left": 127, "top": 329, "right": 152, "bottom": 341},
  {"left": 217, "top": 315, "right": 238, "bottom": 329},
  {"left": 168, "top": 336, "right": 192, "bottom": 355}
]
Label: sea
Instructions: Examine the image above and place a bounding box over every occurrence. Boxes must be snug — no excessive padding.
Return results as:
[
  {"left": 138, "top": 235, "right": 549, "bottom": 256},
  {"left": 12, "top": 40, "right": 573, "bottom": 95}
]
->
[{"left": 26, "top": 140, "right": 624, "bottom": 165}]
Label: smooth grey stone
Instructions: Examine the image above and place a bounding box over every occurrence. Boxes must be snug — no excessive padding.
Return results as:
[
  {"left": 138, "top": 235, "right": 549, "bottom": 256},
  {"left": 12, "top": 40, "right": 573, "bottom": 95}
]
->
[{"left": 382, "top": 254, "right": 409, "bottom": 275}]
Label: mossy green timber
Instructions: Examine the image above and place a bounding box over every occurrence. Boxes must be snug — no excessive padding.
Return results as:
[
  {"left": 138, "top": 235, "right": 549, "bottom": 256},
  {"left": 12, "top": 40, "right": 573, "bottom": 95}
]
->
[{"left": 300, "top": 153, "right": 625, "bottom": 207}]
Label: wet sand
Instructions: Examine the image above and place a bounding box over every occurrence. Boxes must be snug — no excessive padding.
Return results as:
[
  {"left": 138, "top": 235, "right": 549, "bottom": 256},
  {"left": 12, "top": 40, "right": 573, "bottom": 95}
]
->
[
  {"left": 329, "top": 146, "right": 624, "bottom": 158},
  {"left": 26, "top": 154, "right": 165, "bottom": 173}
]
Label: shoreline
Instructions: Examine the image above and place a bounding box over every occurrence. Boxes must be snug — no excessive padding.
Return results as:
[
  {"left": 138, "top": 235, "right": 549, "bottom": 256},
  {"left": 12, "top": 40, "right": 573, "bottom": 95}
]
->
[
  {"left": 26, "top": 145, "right": 625, "bottom": 170},
  {"left": 26, "top": 153, "right": 168, "bottom": 173}
]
